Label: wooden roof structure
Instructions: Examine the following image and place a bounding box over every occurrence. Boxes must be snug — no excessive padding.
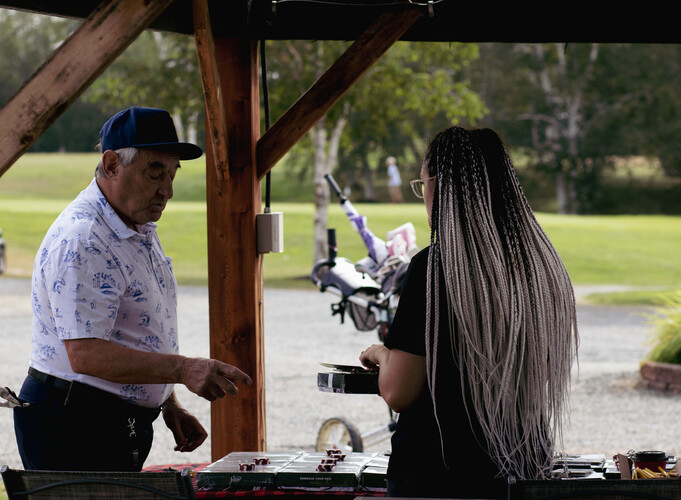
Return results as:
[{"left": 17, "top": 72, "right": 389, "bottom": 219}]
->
[
  {"left": 0, "top": 0, "right": 679, "bottom": 461},
  {"left": 2, "top": 1, "right": 680, "bottom": 43}
]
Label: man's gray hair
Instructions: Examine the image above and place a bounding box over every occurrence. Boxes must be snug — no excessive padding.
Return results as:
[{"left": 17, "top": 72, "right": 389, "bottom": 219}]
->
[{"left": 94, "top": 143, "right": 139, "bottom": 178}]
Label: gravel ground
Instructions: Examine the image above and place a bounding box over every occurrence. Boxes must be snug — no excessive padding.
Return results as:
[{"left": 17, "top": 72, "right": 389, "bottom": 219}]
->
[{"left": 1, "top": 277, "right": 679, "bottom": 469}]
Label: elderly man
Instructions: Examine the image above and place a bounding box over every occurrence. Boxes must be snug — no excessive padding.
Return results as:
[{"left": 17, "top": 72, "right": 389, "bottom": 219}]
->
[{"left": 14, "top": 106, "right": 251, "bottom": 471}]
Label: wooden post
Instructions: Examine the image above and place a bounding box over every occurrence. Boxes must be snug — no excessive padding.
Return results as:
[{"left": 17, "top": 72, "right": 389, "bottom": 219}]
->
[
  {"left": 206, "top": 37, "right": 265, "bottom": 459},
  {"left": 0, "top": 0, "right": 173, "bottom": 178},
  {"left": 201, "top": 7, "right": 421, "bottom": 459}
]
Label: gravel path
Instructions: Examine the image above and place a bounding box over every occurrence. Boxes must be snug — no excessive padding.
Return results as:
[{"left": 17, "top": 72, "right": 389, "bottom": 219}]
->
[{"left": 1, "top": 277, "right": 679, "bottom": 469}]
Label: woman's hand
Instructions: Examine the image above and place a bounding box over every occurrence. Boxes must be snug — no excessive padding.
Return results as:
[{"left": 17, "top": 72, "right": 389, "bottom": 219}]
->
[
  {"left": 359, "top": 344, "right": 390, "bottom": 371},
  {"left": 359, "top": 344, "right": 427, "bottom": 413}
]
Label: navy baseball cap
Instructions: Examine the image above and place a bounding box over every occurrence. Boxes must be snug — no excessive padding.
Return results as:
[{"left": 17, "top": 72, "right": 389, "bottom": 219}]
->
[{"left": 99, "top": 106, "right": 203, "bottom": 160}]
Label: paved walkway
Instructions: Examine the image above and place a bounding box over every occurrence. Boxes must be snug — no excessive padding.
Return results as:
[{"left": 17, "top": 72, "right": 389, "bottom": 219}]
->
[{"left": 1, "top": 278, "right": 680, "bottom": 469}]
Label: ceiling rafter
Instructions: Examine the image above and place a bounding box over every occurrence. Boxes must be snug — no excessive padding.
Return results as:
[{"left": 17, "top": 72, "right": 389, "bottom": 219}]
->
[{"left": 0, "top": 0, "right": 173, "bottom": 178}]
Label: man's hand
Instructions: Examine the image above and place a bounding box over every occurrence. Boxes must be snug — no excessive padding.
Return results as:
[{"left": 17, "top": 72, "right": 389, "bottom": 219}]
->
[
  {"left": 162, "top": 393, "right": 208, "bottom": 452},
  {"left": 180, "top": 358, "right": 252, "bottom": 402}
]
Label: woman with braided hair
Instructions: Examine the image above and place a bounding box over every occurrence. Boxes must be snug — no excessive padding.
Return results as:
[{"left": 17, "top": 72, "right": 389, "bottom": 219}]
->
[{"left": 359, "top": 126, "right": 578, "bottom": 498}]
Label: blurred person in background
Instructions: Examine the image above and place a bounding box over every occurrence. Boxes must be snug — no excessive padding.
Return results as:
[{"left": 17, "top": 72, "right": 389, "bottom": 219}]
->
[{"left": 386, "top": 156, "right": 404, "bottom": 203}]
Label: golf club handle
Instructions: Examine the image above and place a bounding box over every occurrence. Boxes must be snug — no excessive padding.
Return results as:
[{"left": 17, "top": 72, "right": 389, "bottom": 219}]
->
[
  {"left": 324, "top": 174, "right": 346, "bottom": 202},
  {"left": 327, "top": 228, "right": 337, "bottom": 261}
]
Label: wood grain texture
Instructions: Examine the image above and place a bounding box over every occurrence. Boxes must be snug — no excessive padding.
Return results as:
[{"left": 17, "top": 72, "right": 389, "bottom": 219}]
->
[
  {"left": 206, "top": 37, "right": 266, "bottom": 459},
  {"left": 193, "top": 0, "right": 229, "bottom": 181},
  {"left": 0, "top": 0, "right": 173, "bottom": 178}
]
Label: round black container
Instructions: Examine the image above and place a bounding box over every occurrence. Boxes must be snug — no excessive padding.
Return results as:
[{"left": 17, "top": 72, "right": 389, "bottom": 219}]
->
[{"left": 631, "top": 450, "right": 667, "bottom": 471}]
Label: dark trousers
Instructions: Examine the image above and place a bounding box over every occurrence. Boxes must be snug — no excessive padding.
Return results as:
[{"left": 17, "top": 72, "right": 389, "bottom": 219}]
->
[{"left": 13, "top": 370, "right": 160, "bottom": 472}]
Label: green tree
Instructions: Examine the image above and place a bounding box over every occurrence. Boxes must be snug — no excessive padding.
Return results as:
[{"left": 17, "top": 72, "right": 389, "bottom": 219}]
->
[
  {"left": 467, "top": 43, "right": 681, "bottom": 215},
  {"left": 261, "top": 40, "right": 351, "bottom": 260},
  {"left": 589, "top": 44, "right": 681, "bottom": 177},
  {"left": 0, "top": 10, "right": 109, "bottom": 152},
  {"left": 85, "top": 31, "right": 205, "bottom": 147},
  {"left": 0, "top": 10, "right": 75, "bottom": 104},
  {"left": 263, "top": 40, "right": 485, "bottom": 261},
  {"left": 515, "top": 43, "right": 603, "bottom": 214},
  {"left": 342, "top": 41, "right": 486, "bottom": 201}
]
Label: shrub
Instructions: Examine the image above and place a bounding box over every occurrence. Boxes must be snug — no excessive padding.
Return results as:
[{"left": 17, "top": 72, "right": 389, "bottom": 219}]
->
[{"left": 647, "top": 290, "right": 681, "bottom": 364}]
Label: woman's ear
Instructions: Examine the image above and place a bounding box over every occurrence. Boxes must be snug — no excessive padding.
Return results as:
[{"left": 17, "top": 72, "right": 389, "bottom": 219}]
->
[{"left": 101, "top": 150, "right": 119, "bottom": 178}]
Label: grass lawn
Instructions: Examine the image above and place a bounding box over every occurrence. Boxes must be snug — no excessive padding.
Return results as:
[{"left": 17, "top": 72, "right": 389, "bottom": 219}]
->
[{"left": 2, "top": 154, "right": 681, "bottom": 304}]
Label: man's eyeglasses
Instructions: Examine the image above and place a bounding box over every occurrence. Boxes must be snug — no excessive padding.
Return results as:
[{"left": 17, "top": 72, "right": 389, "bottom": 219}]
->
[{"left": 409, "top": 176, "right": 435, "bottom": 199}]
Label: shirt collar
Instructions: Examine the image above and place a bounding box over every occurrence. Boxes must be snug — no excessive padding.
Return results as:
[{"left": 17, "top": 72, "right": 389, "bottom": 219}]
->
[{"left": 87, "top": 179, "right": 157, "bottom": 240}]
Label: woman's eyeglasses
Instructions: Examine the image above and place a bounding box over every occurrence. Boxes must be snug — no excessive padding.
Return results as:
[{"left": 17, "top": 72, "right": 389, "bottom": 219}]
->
[{"left": 409, "top": 176, "right": 435, "bottom": 199}]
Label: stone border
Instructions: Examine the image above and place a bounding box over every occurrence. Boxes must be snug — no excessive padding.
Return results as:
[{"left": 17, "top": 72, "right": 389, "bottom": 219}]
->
[{"left": 640, "top": 361, "right": 681, "bottom": 393}]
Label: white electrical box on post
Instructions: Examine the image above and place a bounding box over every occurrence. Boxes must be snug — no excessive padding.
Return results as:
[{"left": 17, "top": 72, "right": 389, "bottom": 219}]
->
[{"left": 256, "top": 212, "right": 284, "bottom": 253}]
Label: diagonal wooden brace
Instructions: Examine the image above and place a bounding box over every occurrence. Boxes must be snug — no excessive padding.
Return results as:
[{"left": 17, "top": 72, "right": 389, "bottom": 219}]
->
[{"left": 0, "top": 0, "right": 173, "bottom": 178}]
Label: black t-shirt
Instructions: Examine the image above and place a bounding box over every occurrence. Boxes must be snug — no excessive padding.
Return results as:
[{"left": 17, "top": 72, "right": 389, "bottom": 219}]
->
[{"left": 384, "top": 247, "right": 507, "bottom": 498}]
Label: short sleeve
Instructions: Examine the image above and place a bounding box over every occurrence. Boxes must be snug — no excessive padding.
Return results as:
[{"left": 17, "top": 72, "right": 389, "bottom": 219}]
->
[
  {"left": 384, "top": 247, "right": 429, "bottom": 356},
  {"left": 41, "top": 236, "right": 122, "bottom": 341}
]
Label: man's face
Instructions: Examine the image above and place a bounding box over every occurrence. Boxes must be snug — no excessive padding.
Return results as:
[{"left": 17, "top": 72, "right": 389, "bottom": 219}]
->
[{"left": 105, "top": 149, "right": 180, "bottom": 227}]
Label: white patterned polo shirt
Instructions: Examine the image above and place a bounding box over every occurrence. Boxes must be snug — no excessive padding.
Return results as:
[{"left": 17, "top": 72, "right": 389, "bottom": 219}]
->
[{"left": 30, "top": 179, "right": 178, "bottom": 408}]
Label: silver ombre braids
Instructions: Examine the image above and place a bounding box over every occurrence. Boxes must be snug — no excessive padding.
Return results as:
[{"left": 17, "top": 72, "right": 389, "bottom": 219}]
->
[{"left": 424, "top": 127, "right": 578, "bottom": 481}]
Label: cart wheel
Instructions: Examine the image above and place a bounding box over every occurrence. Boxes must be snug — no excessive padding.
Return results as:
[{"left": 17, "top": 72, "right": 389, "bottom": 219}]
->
[{"left": 315, "top": 417, "right": 363, "bottom": 453}]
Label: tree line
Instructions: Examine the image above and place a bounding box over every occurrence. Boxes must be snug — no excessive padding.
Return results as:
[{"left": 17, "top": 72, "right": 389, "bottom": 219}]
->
[{"left": 2, "top": 10, "right": 681, "bottom": 224}]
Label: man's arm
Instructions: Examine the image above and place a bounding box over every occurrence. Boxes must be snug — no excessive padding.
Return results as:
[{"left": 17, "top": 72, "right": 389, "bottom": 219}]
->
[{"left": 64, "top": 338, "right": 251, "bottom": 401}]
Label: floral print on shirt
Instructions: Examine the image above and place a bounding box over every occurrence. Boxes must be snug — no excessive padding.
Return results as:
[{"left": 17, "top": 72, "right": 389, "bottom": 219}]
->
[{"left": 30, "top": 179, "right": 178, "bottom": 408}]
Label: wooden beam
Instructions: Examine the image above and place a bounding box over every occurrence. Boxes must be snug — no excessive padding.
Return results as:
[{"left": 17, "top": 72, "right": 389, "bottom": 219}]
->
[
  {"left": 256, "top": 6, "right": 422, "bottom": 180},
  {"left": 193, "top": 0, "right": 229, "bottom": 182},
  {"left": 0, "top": 0, "right": 173, "bottom": 178},
  {"left": 206, "top": 37, "right": 265, "bottom": 458}
]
